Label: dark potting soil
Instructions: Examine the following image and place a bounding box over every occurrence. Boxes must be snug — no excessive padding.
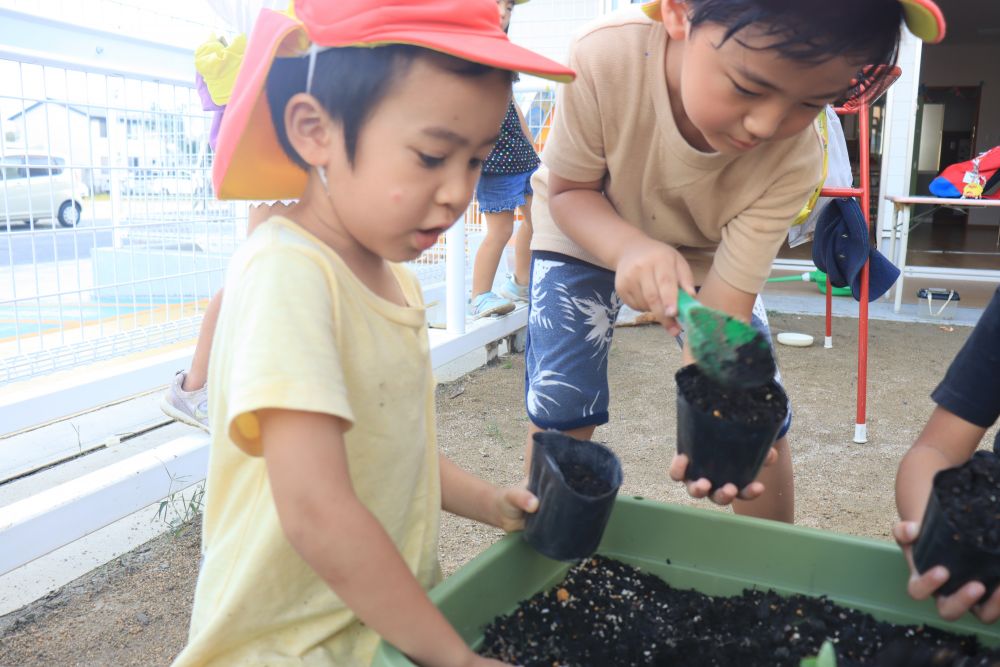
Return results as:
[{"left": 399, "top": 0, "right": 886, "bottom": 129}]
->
[
  {"left": 937, "top": 454, "right": 1000, "bottom": 552},
  {"left": 561, "top": 462, "right": 613, "bottom": 496},
  {"left": 479, "top": 556, "right": 1000, "bottom": 667},
  {"left": 715, "top": 336, "right": 777, "bottom": 390},
  {"left": 677, "top": 365, "right": 786, "bottom": 425}
]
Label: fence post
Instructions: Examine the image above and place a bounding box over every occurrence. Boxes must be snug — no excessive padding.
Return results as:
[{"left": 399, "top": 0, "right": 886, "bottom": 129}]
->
[{"left": 446, "top": 213, "right": 466, "bottom": 335}]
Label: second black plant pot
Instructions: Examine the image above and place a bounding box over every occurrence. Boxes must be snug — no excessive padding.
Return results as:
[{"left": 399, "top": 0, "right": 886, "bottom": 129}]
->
[
  {"left": 913, "top": 452, "right": 1000, "bottom": 597},
  {"left": 675, "top": 365, "right": 788, "bottom": 492},
  {"left": 523, "top": 431, "right": 623, "bottom": 562}
]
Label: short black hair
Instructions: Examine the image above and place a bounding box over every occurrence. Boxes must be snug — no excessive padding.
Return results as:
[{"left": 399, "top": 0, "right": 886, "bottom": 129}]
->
[
  {"left": 687, "top": 0, "right": 902, "bottom": 89},
  {"left": 265, "top": 45, "right": 512, "bottom": 170}
]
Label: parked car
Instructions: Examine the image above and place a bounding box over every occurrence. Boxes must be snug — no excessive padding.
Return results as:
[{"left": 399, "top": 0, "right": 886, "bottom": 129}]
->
[
  {"left": 1, "top": 154, "right": 88, "bottom": 227},
  {"left": 123, "top": 169, "right": 196, "bottom": 197}
]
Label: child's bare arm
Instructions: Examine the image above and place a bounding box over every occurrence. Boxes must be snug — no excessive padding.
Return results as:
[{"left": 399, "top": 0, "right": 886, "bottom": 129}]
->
[
  {"left": 548, "top": 172, "right": 695, "bottom": 335},
  {"left": 896, "top": 406, "right": 984, "bottom": 524},
  {"left": 892, "top": 406, "right": 1000, "bottom": 623},
  {"left": 260, "top": 409, "right": 505, "bottom": 667},
  {"left": 439, "top": 454, "right": 537, "bottom": 531}
]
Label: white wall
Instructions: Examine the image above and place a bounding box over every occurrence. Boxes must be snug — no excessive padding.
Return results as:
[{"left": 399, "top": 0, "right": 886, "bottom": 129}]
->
[{"left": 877, "top": 31, "right": 924, "bottom": 246}]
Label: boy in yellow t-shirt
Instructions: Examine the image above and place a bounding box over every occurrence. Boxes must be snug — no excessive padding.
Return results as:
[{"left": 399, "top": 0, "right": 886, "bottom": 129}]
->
[
  {"left": 171, "top": 1, "right": 574, "bottom": 666},
  {"left": 524, "top": 0, "right": 945, "bottom": 522}
]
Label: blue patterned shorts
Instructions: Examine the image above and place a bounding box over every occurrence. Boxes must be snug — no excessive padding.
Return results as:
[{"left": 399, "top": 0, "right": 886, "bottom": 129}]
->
[{"left": 524, "top": 251, "right": 792, "bottom": 438}]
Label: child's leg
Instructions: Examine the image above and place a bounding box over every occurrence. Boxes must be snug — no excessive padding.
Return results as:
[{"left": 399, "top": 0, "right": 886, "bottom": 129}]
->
[
  {"left": 522, "top": 251, "right": 621, "bottom": 471},
  {"left": 472, "top": 209, "right": 516, "bottom": 299},
  {"left": 733, "top": 435, "right": 794, "bottom": 522},
  {"left": 183, "top": 288, "right": 223, "bottom": 391},
  {"left": 513, "top": 195, "right": 533, "bottom": 287},
  {"left": 732, "top": 297, "right": 795, "bottom": 523}
]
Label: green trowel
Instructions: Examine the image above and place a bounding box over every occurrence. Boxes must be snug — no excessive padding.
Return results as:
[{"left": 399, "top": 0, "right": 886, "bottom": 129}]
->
[{"left": 677, "top": 291, "right": 776, "bottom": 389}]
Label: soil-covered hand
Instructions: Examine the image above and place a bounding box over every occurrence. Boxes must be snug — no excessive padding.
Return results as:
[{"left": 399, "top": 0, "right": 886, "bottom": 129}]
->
[
  {"left": 614, "top": 237, "right": 695, "bottom": 336},
  {"left": 667, "top": 448, "right": 778, "bottom": 505},
  {"left": 893, "top": 520, "right": 1000, "bottom": 623},
  {"left": 493, "top": 485, "right": 539, "bottom": 533}
]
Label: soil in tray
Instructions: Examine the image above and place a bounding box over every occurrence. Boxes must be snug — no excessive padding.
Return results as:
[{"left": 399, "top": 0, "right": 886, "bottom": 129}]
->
[
  {"left": 561, "top": 462, "right": 613, "bottom": 496},
  {"left": 678, "top": 364, "right": 785, "bottom": 425},
  {"left": 937, "top": 455, "right": 1000, "bottom": 551},
  {"left": 479, "top": 556, "right": 1000, "bottom": 667}
]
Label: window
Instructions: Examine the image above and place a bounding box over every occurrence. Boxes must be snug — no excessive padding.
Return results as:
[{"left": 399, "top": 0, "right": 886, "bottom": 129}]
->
[
  {"left": 1, "top": 156, "right": 26, "bottom": 179},
  {"left": 91, "top": 116, "right": 108, "bottom": 139},
  {"left": 27, "top": 156, "right": 61, "bottom": 177}
]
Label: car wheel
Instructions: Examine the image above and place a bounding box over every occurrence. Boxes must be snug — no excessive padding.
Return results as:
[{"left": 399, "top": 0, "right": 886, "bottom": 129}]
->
[{"left": 57, "top": 200, "right": 82, "bottom": 227}]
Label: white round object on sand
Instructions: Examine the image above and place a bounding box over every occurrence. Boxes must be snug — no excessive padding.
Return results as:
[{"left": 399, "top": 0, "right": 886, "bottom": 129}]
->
[{"left": 777, "top": 332, "right": 814, "bottom": 347}]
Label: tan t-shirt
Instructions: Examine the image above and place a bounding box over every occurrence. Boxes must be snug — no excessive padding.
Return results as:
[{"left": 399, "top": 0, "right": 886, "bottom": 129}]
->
[{"left": 531, "top": 8, "right": 825, "bottom": 294}]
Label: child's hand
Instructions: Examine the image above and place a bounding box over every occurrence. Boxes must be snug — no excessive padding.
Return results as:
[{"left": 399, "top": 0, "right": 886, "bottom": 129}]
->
[
  {"left": 667, "top": 448, "right": 778, "bottom": 505},
  {"left": 248, "top": 201, "right": 294, "bottom": 235},
  {"left": 614, "top": 237, "right": 696, "bottom": 337},
  {"left": 493, "top": 485, "right": 539, "bottom": 533},
  {"left": 893, "top": 521, "right": 1000, "bottom": 623}
]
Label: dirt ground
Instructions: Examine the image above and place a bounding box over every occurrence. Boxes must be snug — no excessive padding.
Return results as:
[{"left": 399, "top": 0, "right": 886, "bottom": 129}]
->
[{"left": 1, "top": 313, "right": 992, "bottom": 666}]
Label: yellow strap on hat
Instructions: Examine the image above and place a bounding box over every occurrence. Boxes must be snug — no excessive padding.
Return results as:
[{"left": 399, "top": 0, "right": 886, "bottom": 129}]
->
[{"left": 791, "top": 110, "right": 829, "bottom": 227}]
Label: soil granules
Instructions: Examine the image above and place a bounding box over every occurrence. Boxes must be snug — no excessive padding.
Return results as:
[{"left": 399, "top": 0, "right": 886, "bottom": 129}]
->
[
  {"left": 936, "top": 455, "right": 1000, "bottom": 552},
  {"left": 677, "top": 365, "right": 786, "bottom": 425},
  {"left": 479, "top": 556, "right": 1000, "bottom": 667},
  {"left": 562, "top": 462, "right": 613, "bottom": 496},
  {"left": 716, "top": 337, "right": 777, "bottom": 389}
]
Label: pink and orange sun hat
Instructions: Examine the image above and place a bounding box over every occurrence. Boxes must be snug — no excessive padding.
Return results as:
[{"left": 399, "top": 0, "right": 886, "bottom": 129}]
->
[
  {"left": 640, "top": 0, "right": 946, "bottom": 44},
  {"left": 213, "top": 0, "right": 575, "bottom": 200}
]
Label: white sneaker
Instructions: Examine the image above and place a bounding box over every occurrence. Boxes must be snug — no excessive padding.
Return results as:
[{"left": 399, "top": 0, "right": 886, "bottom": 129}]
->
[
  {"left": 470, "top": 291, "right": 516, "bottom": 319},
  {"left": 498, "top": 275, "right": 529, "bottom": 302},
  {"left": 160, "top": 371, "right": 209, "bottom": 432}
]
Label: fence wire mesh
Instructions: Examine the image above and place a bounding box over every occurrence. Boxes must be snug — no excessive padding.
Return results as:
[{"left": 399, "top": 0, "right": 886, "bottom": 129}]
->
[{"left": 0, "top": 24, "right": 556, "bottom": 385}]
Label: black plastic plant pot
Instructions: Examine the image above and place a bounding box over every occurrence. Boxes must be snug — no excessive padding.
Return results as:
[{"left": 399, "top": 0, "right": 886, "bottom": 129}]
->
[
  {"left": 913, "top": 452, "right": 1000, "bottom": 597},
  {"left": 523, "top": 431, "right": 623, "bottom": 562},
  {"left": 675, "top": 365, "right": 788, "bottom": 492}
]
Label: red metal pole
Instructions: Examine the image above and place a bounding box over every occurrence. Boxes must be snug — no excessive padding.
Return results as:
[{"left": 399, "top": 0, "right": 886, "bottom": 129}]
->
[
  {"left": 855, "top": 102, "right": 871, "bottom": 443},
  {"left": 825, "top": 269, "right": 832, "bottom": 347}
]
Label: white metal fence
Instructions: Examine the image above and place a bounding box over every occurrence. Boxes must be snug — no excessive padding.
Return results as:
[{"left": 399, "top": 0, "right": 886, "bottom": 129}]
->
[
  {"left": 0, "top": 46, "right": 557, "bottom": 385},
  {"left": 0, "top": 54, "right": 246, "bottom": 383}
]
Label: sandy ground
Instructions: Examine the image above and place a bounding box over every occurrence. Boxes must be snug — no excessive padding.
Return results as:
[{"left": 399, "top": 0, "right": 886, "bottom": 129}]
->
[{"left": 2, "top": 313, "right": 994, "bottom": 666}]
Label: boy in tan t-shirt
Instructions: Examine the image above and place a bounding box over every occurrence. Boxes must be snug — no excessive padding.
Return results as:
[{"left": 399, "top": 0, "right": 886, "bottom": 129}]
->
[{"left": 524, "top": 0, "right": 945, "bottom": 522}]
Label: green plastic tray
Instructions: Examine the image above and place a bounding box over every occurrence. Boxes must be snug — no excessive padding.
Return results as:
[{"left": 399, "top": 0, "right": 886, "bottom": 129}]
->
[{"left": 372, "top": 496, "right": 1000, "bottom": 665}]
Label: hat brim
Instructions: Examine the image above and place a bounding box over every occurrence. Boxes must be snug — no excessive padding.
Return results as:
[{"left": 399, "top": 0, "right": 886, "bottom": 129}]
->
[
  {"left": 899, "top": 0, "right": 946, "bottom": 44},
  {"left": 213, "top": 9, "right": 575, "bottom": 201},
  {"left": 640, "top": 0, "right": 945, "bottom": 44},
  {"left": 351, "top": 30, "right": 574, "bottom": 84},
  {"left": 213, "top": 9, "right": 310, "bottom": 201},
  {"left": 853, "top": 250, "right": 901, "bottom": 302}
]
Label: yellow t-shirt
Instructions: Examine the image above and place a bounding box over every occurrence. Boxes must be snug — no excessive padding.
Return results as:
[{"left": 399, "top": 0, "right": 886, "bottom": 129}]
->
[
  {"left": 172, "top": 218, "right": 441, "bottom": 667},
  {"left": 531, "top": 8, "right": 825, "bottom": 294}
]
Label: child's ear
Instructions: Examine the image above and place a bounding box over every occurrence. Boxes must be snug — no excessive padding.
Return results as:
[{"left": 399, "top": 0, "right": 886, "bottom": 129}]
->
[
  {"left": 661, "top": 0, "right": 691, "bottom": 41},
  {"left": 284, "top": 93, "right": 341, "bottom": 168}
]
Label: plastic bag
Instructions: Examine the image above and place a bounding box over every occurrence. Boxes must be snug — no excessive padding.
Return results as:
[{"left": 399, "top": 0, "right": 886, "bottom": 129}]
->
[{"left": 788, "top": 106, "right": 852, "bottom": 248}]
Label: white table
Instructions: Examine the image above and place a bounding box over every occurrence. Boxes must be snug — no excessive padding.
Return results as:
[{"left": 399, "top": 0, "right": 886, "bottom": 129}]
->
[{"left": 885, "top": 195, "right": 1000, "bottom": 312}]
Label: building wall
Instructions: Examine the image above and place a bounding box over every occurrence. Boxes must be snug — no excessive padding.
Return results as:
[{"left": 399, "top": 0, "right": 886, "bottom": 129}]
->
[{"left": 877, "top": 32, "right": 924, "bottom": 244}]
